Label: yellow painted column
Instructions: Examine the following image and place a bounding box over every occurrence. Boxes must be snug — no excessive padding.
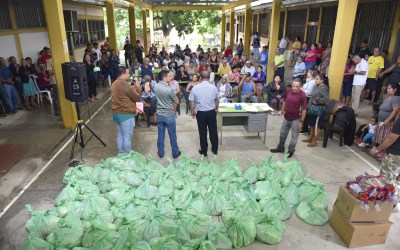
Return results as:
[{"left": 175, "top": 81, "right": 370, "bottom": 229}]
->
[
  {"left": 304, "top": 5, "right": 310, "bottom": 42},
  {"left": 149, "top": 9, "right": 154, "bottom": 46},
  {"left": 221, "top": 12, "right": 226, "bottom": 51},
  {"left": 42, "top": 0, "right": 77, "bottom": 129},
  {"left": 105, "top": 0, "right": 118, "bottom": 50},
  {"left": 243, "top": 3, "right": 252, "bottom": 57},
  {"left": 316, "top": 6, "right": 323, "bottom": 42},
  {"left": 388, "top": 0, "right": 400, "bottom": 62},
  {"left": 142, "top": 9, "right": 148, "bottom": 54},
  {"left": 129, "top": 3, "right": 137, "bottom": 43},
  {"left": 7, "top": 0, "right": 23, "bottom": 61},
  {"left": 267, "top": 0, "right": 282, "bottom": 82},
  {"left": 328, "top": 0, "right": 359, "bottom": 101},
  {"left": 230, "top": 9, "right": 235, "bottom": 49},
  {"left": 283, "top": 8, "right": 287, "bottom": 38}
]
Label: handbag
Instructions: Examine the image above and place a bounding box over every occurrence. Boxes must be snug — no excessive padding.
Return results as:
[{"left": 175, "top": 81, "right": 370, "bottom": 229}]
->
[{"left": 307, "top": 104, "right": 324, "bottom": 117}]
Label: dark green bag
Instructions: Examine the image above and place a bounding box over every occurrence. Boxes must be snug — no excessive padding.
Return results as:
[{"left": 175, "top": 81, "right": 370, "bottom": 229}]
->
[{"left": 307, "top": 104, "right": 324, "bottom": 117}]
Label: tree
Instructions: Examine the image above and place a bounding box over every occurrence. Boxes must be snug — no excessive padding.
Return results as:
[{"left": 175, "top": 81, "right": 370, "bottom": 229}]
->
[{"left": 153, "top": 10, "right": 221, "bottom": 47}]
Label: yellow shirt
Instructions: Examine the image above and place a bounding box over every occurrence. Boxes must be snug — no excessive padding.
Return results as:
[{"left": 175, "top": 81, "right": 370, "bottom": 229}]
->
[
  {"left": 274, "top": 54, "right": 285, "bottom": 68},
  {"left": 218, "top": 65, "right": 231, "bottom": 76},
  {"left": 367, "top": 56, "right": 384, "bottom": 78}
]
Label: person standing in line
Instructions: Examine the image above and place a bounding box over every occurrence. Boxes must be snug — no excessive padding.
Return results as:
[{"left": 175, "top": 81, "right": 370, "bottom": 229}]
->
[
  {"left": 252, "top": 32, "right": 261, "bottom": 61},
  {"left": 351, "top": 55, "right": 369, "bottom": 116},
  {"left": 135, "top": 40, "right": 144, "bottom": 64},
  {"left": 279, "top": 34, "right": 289, "bottom": 54},
  {"left": 189, "top": 70, "right": 219, "bottom": 157},
  {"left": 274, "top": 48, "right": 285, "bottom": 80},
  {"left": 154, "top": 70, "right": 181, "bottom": 159},
  {"left": 123, "top": 40, "right": 133, "bottom": 67},
  {"left": 362, "top": 47, "right": 384, "bottom": 105},
  {"left": 111, "top": 67, "right": 142, "bottom": 154},
  {"left": 270, "top": 78, "right": 308, "bottom": 158},
  {"left": 260, "top": 46, "right": 269, "bottom": 74}
]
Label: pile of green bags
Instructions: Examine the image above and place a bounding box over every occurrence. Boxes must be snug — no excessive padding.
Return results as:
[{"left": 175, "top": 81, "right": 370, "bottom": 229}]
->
[{"left": 23, "top": 151, "right": 329, "bottom": 250}]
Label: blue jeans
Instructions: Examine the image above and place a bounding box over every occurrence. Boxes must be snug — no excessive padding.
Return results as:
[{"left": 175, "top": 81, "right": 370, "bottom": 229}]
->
[
  {"left": 2, "top": 83, "right": 19, "bottom": 111},
  {"left": 253, "top": 48, "right": 260, "bottom": 61},
  {"left": 157, "top": 115, "right": 179, "bottom": 158},
  {"left": 363, "top": 132, "right": 374, "bottom": 143},
  {"left": 261, "top": 63, "right": 267, "bottom": 74},
  {"left": 115, "top": 117, "right": 135, "bottom": 154},
  {"left": 277, "top": 118, "right": 300, "bottom": 153},
  {"left": 305, "top": 61, "right": 316, "bottom": 74}
]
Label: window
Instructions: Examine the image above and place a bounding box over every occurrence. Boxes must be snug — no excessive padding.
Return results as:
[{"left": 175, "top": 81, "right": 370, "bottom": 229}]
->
[
  {"left": 253, "top": 14, "right": 259, "bottom": 33},
  {"left": 0, "top": 1, "right": 12, "bottom": 30},
  {"left": 13, "top": 0, "right": 46, "bottom": 29},
  {"left": 237, "top": 15, "right": 244, "bottom": 33},
  {"left": 258, "top": 13, "right": 270, "bottom": 37},
  {"left": 73, "top": 20, "right": 89, "bottom": 48},
  {"left": 88, "top": 20, "right": 105, "bottom": 43},
  {"left": 226, "top": 21, "right": 230, "bottom": 32},
  {"left": 309, "top": 8, "right": 320, "bottom": 22},
  {"left": 286, "top": 9, "right": 307, "bottom": 41}
]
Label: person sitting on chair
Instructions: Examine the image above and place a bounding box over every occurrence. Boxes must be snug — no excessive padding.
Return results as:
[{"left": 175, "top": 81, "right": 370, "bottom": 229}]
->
[
  {"left": 266, "top": 75, "right": 286, "bottom": 116},
  {"left": 238, "top": 72, "right": 258, "bottom": 103},
  {"left": 216, "top": 74, "right": 231, "bottom": 103},
  {"left": 142, "top": 75, "right": 157, "bottom": 126}
]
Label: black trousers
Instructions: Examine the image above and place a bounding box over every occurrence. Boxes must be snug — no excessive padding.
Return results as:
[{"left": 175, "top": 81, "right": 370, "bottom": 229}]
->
[
  {"left": 88, "top": 79, "right": 97, "bottom": 98},
  {"left": 196, "top": 110, "right": 218, "bottom": 155}
]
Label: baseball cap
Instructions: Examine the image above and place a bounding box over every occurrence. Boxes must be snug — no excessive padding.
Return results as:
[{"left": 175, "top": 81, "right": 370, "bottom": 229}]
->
[{"left": 246, "top": 72, "right": 251, "bottom": 77}]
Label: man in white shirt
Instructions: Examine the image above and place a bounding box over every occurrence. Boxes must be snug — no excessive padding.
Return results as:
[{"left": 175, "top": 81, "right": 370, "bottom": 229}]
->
[
  {"left": 351, "top": 55, "right": 369, "bottom": 115},
  {"left": 279, "top": 35, "right": 288, "bottom": 53},
  {"left": 92, "top": 43, "right": 102, "bottom": 61},
  {"left": 176, "top": 55, "right": 184, "bottom": 67},
  {"left": 162, "top": 54, "right": 171, "bottom": 69},
  {"left": 240, "top": 60, "right": 256, "bottom": 76}
]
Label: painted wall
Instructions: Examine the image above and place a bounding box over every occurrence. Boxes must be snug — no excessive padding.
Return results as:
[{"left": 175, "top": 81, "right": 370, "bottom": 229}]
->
[
  {"left": 0, "top": 35, "right": 20, "bottom": 63},
  {"left": 20, "top": 32, "right": 50, "bottom": 62}
]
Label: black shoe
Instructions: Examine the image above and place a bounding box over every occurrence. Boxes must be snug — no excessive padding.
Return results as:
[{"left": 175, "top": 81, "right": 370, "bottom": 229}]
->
[
  {"left": 157, "top": 152, "right": 164, "bottom": 159},
  {"left": 7, "top": 110, "right": 17, "bottom": 115},
  {"left": 287, "top": 152, "right": 294, "bottom": 158},
  {"left": 212, "top": 151, "right": 217, "bottom": 155},
  {"left": 0, "top": 113, "right": 6, "bottom": 118},
  {"left": 199, "top": 149, "right": 207, "bottom": 157},
  {"left": 299, "top": 130, "right": 309, "bottom": 134},
  {"left": 270, "top": 148, "right": 285, "bottom": 153},
  {"left": 173, "top": 151, "right": 181, "bottom": 159}
]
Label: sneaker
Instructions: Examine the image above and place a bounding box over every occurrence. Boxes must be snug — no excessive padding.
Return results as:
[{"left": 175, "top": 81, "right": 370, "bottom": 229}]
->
[
  {"left": 270, "top": 148, "right": 284, "bottom": 153},
  {"left": 199, "top": 149, "right": 207, "bottom": 157},
  {"left": 173, "top": 151, "right": 181, "bottom": 159},
  {"left": 354, "top": 137, "right": 363, "bottom": 143},
  {"left": 358, "top": 142, "right": 366, "bottom": 147}
]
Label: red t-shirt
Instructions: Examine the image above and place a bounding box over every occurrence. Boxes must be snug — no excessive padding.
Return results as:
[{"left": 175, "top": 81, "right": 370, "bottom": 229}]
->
[
  {"left": 224, "top": 49, "right": 233, "bottom": 58},
  {"left": 284, "top": 89, "right": 308, "bottom": 121},
  {"left": 40, "top": 54, "right": 51, "bottom": 64},
  {"left": 305, "top": 49, "right": 318, "bottom": 63},
  {"left": 198, "top": 65, "right": 209, "bottom": 72},
  {"left": 317, "top": 47, "right": 324, "bottom": 56}
]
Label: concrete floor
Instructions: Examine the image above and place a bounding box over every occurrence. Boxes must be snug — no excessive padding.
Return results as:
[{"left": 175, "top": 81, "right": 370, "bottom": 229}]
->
[{"left": 0, "top": 86, "right": 399, "bottom": 250}]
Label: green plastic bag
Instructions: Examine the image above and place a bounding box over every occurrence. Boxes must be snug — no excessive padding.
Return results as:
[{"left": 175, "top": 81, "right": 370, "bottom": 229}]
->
[
  {"left": 226, "top": 215, "right": 256, "bottom": 248},
  {"left": 254, "top": 179, "right": 281, "bottom": 200},
  {"left": 130, "top": 241, "right": 151, "bottom": 250},
  {"left": 236, "top": 198, "right": 261, "bottom": 216},
  {"left": 60, "top": 200, "right": 85, "bottom": 218},
  {"left": 176, "top": 154, "right": 199, "bottom": 173},
  {"left": 296, "top": 201, "right": 329, "bottom": 226},
  {"left": 59, "top": 214, "right": 84, "bottom": 235},
  {"left": 55, "top": 184, "right": 79, "bottom": 206},
  {"left": 25, "top": 205, "right": 60, "bottom": 238},
  {"left": 81, "top": 225, "right": 121, "bottom": 249},
  {"left": 159, "top": 219, "right": 190, "bottom": 245},
  {"left": 81, "top": 194, "right": 111, "bottom": 219},
  {"left": 255, "top": 214, "right": 286, "bottom": 244},
  {"left": 106, "top": 187, "right": 135, "bottom": 205},
  {"left": 186, "top": 196, "right": 207, "bottom": 216},
  {"left": 149, "top": 236, "right": 181, "bottom": 250},
  {"left": 261, "top": 194, "right": 292, "bottom": 221},
  {"left": 113, "top": 225, "right": 142, "bottom": 250},
  {"left": 181, "top": 236, "right": 205, "bottom": 250},
  {"left": 72, "top": 248, "right": 90, "bottom": 250},
  {"left": 22, "top": 235, "right": 54, "bottom": 250},
  {"left": 280, "top": 183, "right": 299, "bottom": 207},
  {"left": 143, "top": 218, "right": 161, "bottom": 241},
  {"left": 207, "top": 221, "right": 232, "bottom": 250},
  {"left": 187, "top": 214, "right": 212, "bottom": 239},
  {"left": 63, "top": 166, "right": 94, "bottom": 184},
  {"left": 83, "top": 210, "right": 114, "bottom": 230},
  {"left": 243, "top": 164, "right": 258, "bottom": 184},
  {"left": 297, "top": 177, "right": 324, "bottom": 201},
  {"left": 309, "top": 188, "right": 329, "bottom": 209},
  {"left": 135, "top": 180, "right": 159, "bottom": 200},
  {"left": 173, "top": 185, "right": 193, "bottom": 209},
  {"left": 46, "top": 228, "right": 82, "bottom": 248},
  {"left": 158, "top": 178, "right": 176, "bottom": 197},
  {"left": 199, "top": 240, "right": 217, "bottom": 250}
]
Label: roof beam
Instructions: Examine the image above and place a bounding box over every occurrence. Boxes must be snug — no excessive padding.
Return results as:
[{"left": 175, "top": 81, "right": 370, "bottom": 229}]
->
[
  {"left": 152, "top": 5, "right": 223, "bottom": 10},
  {"left": 222, "top": 0, "right": 254, "bottom": 11},
  {"left": 127, "top": 0, "right": 153, "bottom": 10}
]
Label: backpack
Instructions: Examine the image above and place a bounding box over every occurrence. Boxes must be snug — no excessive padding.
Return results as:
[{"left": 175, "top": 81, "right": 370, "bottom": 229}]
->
[{"left": 253, "top": 36, "right": 260, "bottom": 47}]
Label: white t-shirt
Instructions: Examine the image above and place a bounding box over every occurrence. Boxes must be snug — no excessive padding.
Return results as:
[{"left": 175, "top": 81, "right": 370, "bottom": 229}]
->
[
  {"left": 177, "top": 59, "right": 184, "bottom": 67},
  {"left": 353, "top": 59, "right": 369, "bottom": 86},
  {"left": 368, "top": 124, "right": 377, "bottom": 134},
  {"left": 279, "top": 37, "right": 288, "bottom": 49},
  {"left": 241, "top": 66, "right": 256, "bottom": 76},
  {"left": 150, "top": 62, "right": 159, "bottom": 68}
]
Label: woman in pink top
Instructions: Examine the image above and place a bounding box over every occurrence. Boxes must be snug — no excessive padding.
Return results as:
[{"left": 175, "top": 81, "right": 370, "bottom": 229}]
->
[{"left": 304, "top": 43, "right": 318, "bottom": 74}]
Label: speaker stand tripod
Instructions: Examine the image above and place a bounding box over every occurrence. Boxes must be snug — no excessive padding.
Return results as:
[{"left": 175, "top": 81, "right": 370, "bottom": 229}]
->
[{"left": 69, "top": 102, "right": 106, "bottom": 167}]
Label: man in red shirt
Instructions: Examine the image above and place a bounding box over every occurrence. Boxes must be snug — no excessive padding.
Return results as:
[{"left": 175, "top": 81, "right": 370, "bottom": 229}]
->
[
  {"left": 40, "top": 46, "right": 51, "bottom": 65},
  {"left": 270, "top": 78, "right": 308, "bottom": 158},
  {"left": 224, "top": 45, "right": 233, "bottom": 61}
]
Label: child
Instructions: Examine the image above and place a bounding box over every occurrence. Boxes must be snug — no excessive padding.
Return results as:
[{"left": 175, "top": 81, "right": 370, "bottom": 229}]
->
[
  {"left": 358, "top": 116, "right": 378, "bottom": 147},
  {"left": 355, "top": 104, "right": 380, "bottom": 142}
]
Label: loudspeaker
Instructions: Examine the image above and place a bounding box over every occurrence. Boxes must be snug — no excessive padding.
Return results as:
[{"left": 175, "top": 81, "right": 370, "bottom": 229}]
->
[
  {"left": 62, "top": 63, "right": 88, "bottom": 102},
  {"left": 63, "top": 10, "right": 78, "bottom": 32}
]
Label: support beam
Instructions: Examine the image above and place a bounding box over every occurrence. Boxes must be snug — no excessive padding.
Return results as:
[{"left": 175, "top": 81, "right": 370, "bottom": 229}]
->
[
  {"left": 152, "top": 5, "right": 222, "bottom": 11},
  {"left": 105, "top": 0, "right": 118, "bottom": 51},
  {"left": 129, "top": 3, "right": 137, "bottom": 43},
  {"left": 388, "top": 0, "right": 400, "bottom": 63},
  {"left": 243, "top": 3, "right": 252, "bottom": 57},
  {"left": 267, "top": 0, "right": 281, "bottom": 83},
  {"left": 129, "top": 0, "right": 152, "bottom": 10},
  {"left": 230, "top": 9, "right": 235, "bottom": 48},
  {"left": 149, "top": 9, "right": 154, "bottom": 46},
  {"left": 7, "top": 0, "right": 23, "bottom": 61},
  {"left": 222, "top": 0, "right": 253, "bottom": 11},
  {"left": 283, "top": 8, "right": 287, "bottom": 38},
  {"left": 42, "top": 0, "right": 77, "bottom": 129},
  {"left": 142, "top": 9, "right": 148, "bottom": 55},
  {"left": 304, "top": 5, "right": 310, "bottom": 42},
  {"left": 328, "top": 0, "right": 359, "bottom": 101},
  {"left": 221, "top": 12, "right": 226, "bottom": 51},
  {"left": 316, "top": 5, "right": 323, "bottom": 42}
]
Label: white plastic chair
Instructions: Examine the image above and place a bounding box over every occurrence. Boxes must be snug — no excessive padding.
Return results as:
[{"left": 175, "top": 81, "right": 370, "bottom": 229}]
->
[{"left": 32, "top": 76, "right": 53, "bottom": 106}]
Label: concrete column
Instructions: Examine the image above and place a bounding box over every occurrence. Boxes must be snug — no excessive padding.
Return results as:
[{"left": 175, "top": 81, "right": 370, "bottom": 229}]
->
[
  {"left": 230, "top": 9, "right": 235, "bottom": 48},
  {"left": 149, "top": 9, "right": 154, "bottom": 45},
  {"left": 142, "top": 9, "right": 148, "bottom": 54},
  {"left": 221, "top": 12, "right": 226, "bottom": 51},
  {"left": 328, "top": 0, "right": 359, "bottom": 101},
  {"left": 243, "top": 3, "right": 252, "bottom": 56},
  {"left": 42, "top": 0, "right": 77, "bottom": 129},
  {"left": 388, "top": 0, "right": 400, "bottom": 63},
  {"left": 267, "top": 0, "right": 282, "bottom": 83},
  {"left": 105, "top": 0, "right": 118, "bottom": 50},
  {"left": 129, "top": 3, "right": 137, "bottom": 43}
]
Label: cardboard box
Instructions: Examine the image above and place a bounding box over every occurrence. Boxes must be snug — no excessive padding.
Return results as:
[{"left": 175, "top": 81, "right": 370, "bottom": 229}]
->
[
  {"left": 330, "top": 206, "right": 392, "bottom": 248},
  {"left": 334, "top": 186, "right": 392, "bottom": 223}
]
